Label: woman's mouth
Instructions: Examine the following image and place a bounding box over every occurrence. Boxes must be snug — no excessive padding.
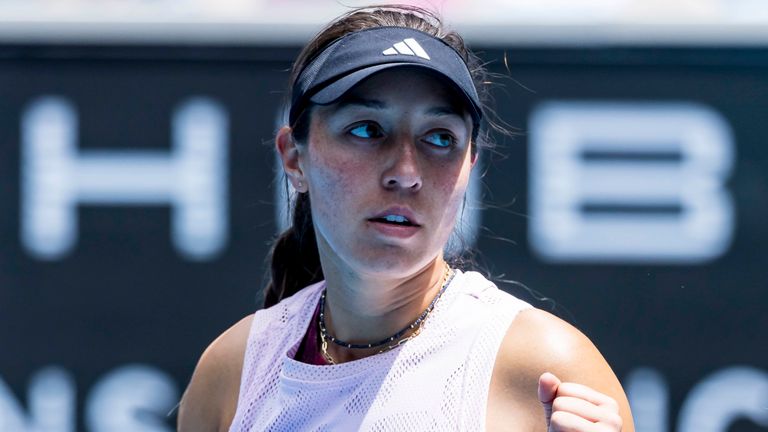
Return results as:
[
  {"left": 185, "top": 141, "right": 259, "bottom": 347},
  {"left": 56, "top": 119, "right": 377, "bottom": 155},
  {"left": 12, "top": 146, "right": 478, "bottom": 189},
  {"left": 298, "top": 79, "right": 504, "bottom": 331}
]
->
[
  {"left": 367, "top": 214, "right": 421, "bottom": 238},
  {"left": 369, "top": 214, "right": 418, "bottom": 227}
]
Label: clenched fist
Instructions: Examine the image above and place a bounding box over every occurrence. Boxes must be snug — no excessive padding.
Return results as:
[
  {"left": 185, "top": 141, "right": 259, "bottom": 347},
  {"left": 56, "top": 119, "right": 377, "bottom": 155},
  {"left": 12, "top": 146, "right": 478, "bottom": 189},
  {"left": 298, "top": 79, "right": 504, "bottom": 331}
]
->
[{"left": 538, "top": 372, "right": 623, "bottom": 431}]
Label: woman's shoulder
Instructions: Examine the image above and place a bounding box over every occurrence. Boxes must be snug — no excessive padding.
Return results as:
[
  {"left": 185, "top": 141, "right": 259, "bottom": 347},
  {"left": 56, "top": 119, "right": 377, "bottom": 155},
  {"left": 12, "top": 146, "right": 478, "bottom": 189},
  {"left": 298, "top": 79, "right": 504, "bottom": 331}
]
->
[
  {"left": 487, "top": 308, "right": 633, "bottom": 430},
  {"left": 177, "top": 283, "right": 324, "bottom": 431},
  {"left": 178, "top": 314, "right": 254, "bottom": 432},
  {"left": 504, "top": 309, "right": 597, "bottom": 363}
]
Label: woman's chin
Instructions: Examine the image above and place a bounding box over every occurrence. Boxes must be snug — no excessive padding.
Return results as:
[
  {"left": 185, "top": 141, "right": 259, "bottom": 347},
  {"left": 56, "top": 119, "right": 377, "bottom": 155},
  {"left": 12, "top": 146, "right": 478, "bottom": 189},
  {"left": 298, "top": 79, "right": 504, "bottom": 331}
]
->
[{"left": 346, "top": 249, "right": 441, "bottom": 279}]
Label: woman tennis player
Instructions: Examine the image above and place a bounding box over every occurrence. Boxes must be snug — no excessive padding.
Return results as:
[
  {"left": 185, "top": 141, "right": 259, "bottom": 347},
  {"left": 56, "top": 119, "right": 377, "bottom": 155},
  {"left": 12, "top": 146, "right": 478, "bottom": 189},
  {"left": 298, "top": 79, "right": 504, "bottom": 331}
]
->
[{"left": 179, "top": 5, "right": 634, "bottom": 431}]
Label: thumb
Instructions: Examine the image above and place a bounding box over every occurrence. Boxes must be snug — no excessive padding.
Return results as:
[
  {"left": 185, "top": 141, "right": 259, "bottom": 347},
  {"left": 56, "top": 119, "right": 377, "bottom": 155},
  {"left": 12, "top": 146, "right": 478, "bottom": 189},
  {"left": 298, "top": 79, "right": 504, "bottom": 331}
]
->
[{"left": 538, "top": 372, "right": 561, "bottom": 427}]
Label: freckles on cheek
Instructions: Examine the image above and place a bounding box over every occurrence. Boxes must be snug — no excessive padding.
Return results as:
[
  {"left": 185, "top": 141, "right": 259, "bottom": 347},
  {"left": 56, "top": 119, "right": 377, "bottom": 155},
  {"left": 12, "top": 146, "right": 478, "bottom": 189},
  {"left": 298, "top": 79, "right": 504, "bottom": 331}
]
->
[
  {"left": 309, "top": 152, "right": 366, "bottom": 197},
  {"left": 431, "top": 170, "right": 470, "bottom": 223},
  {"left": 306, "top": 127, "right": 369, "bottom": 194},
  {"left": 440, "top": 184, "right": 465, "bottom": 220},
  {"left": 307, "top": 151, "right": 373, "bottom": 238}
]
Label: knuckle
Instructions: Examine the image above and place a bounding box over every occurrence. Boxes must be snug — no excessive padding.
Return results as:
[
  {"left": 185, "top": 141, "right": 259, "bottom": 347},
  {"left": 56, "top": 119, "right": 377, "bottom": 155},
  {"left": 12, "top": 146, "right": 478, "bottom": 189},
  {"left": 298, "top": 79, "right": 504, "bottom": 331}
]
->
[
  {"left": 606, "top": 412, "right": 623, "bottom": 429},
  {"left": 549, "top": 410, "right": 568, "bottom": 426},
  {"left": 551, "top": 396, "right": 566, "bottom": 412}
]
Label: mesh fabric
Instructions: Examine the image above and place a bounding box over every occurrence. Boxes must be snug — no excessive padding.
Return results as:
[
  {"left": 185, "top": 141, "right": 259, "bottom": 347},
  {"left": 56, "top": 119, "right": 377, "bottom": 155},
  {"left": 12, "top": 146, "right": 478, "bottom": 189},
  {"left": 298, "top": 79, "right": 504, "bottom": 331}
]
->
[{"left": 228, "top": 271, "right": 532, "bottom": 431}]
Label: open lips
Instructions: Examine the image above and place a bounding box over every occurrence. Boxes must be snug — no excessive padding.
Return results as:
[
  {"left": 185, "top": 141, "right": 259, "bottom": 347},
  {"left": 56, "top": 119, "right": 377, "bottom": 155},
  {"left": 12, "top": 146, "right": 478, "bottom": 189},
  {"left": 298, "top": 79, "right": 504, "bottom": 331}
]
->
[{"left": 369, "top": 215, "right": 421, "bottom": 227}]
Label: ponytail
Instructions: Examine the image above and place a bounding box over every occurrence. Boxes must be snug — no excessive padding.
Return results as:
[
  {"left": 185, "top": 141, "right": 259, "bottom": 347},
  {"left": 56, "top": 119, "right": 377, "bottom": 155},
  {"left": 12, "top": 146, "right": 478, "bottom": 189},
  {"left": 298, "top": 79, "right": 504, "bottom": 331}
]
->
[{"left": 263, "top": 191, "right": 323, "bottom": 308}]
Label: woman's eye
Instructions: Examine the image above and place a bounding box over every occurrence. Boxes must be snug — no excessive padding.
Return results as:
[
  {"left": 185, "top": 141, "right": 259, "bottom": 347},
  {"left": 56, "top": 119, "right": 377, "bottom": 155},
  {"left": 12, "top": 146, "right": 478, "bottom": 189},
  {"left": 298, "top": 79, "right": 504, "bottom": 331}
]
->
[
  {"left": 349, "top": 123, "right": 383, "bottom": 139},
  {"left": 424, "top": 131, "right": 455, "bottom": 148}
]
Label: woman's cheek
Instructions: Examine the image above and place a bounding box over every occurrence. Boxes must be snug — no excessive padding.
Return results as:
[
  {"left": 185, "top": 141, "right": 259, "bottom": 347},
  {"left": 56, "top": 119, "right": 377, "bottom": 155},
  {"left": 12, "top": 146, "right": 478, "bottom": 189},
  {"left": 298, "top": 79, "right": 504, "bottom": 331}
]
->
[
  {"left": 307, "top": 153, "right": 371, "bottom": 239},
  {"left": 310, "top": 153, "right": 367, "bottom": 198},
  {"left": 434, "top": 170, "right": 470, "bottom": 230}
]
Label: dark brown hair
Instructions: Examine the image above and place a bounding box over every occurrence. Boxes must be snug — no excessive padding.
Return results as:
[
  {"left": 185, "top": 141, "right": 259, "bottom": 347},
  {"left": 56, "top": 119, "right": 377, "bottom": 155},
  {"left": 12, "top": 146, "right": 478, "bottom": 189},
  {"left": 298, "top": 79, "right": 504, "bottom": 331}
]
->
[{"left": 263, "top": 4, "right": 492, "bottom": 308}]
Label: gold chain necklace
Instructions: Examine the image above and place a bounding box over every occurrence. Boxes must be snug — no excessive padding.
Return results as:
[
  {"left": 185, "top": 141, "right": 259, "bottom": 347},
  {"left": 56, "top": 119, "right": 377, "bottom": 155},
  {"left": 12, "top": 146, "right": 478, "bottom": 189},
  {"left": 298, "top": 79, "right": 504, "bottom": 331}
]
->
[{"left": 318, "top": 265, "right": 454, "bottom": 365}]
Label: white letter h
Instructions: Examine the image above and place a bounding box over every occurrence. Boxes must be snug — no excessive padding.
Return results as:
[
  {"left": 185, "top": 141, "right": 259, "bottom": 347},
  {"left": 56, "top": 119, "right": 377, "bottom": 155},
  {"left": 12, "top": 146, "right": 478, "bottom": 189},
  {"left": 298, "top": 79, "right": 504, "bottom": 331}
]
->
[{"left": 21, "top": 96, "right": 228, "bottom": 261}]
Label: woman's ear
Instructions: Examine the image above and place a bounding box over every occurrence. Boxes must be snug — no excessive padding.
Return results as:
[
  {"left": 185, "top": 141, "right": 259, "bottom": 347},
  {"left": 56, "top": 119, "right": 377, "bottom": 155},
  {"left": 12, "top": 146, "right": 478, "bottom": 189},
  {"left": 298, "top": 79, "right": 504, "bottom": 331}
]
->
[
  {"left": 469, "top": 140, "right": 479, "bottom": 168},
  {"left": 276, "top": 126, "right": 308, "bottom": 193}
]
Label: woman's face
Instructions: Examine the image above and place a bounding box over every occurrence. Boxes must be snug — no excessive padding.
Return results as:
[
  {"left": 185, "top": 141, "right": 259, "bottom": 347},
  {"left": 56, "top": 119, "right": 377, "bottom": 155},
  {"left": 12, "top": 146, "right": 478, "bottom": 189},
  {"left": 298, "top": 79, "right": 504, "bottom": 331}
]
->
[{"left": 298, "top": 68, "right": 475, "bottom": 278}]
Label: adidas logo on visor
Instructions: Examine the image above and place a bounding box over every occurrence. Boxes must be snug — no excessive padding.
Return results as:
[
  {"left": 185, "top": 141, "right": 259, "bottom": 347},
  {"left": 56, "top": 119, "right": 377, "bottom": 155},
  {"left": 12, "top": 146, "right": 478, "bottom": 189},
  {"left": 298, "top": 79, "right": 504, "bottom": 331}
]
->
[{"left": 382, "top": 38, "right": 431, "bottom": 60}]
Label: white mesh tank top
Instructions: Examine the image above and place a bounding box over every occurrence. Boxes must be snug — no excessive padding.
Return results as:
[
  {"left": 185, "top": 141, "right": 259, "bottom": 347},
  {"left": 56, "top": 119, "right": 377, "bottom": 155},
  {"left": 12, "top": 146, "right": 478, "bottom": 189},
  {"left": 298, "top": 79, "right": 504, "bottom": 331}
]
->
[{"left": 229, "top": 270, "right": 532, "bottom": 431}]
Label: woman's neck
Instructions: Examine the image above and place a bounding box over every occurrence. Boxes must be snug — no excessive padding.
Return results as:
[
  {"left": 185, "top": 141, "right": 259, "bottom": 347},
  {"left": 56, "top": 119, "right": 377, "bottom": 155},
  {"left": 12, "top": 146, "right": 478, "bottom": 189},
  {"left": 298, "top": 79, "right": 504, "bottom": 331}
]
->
[{"left": 319, "top": 256, "right": 448, "bottom": 362}]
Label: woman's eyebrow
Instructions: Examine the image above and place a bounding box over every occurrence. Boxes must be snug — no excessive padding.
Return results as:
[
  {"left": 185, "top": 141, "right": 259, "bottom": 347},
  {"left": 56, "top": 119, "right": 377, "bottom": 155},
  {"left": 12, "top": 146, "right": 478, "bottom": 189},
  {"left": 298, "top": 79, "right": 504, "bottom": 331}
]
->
[
  {"left": 335, "top": 97, "right": 386, "bottom": 110},
  {"left": 425, "top": 106, "right": 463, "bottom": 118}
]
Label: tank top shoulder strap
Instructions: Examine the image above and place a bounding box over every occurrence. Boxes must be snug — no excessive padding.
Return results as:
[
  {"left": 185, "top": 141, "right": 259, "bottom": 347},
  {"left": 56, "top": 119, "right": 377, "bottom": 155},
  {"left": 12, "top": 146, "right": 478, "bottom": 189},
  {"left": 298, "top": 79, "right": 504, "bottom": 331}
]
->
[
  {"left": 229, "top": 281, "right": 325, "bottom": 431},
  {"left": 444, "top": 270, "right": 534, "bottom": 430}
]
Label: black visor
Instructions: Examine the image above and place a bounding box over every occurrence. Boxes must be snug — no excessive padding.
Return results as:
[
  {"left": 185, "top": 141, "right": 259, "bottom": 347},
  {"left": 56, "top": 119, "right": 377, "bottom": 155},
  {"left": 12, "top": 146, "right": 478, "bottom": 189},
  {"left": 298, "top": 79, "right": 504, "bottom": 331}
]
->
[{"left": 290, "top": 26, "right": 483, "bottom": 136}]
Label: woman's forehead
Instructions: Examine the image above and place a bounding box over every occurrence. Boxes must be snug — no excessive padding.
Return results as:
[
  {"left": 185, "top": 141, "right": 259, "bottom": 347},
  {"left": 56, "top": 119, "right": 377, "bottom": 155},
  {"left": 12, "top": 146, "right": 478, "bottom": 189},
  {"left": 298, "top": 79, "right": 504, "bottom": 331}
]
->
[{"left": 329, "top": 68, "right": 471, "bottom": 116}]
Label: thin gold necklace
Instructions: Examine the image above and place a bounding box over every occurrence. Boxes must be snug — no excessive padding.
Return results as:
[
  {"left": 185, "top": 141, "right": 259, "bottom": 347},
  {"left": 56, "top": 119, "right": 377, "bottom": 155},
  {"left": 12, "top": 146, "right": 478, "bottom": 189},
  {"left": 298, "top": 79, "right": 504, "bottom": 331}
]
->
[{"left": 318, "top": 265, "right": 454, "bottom": 365}]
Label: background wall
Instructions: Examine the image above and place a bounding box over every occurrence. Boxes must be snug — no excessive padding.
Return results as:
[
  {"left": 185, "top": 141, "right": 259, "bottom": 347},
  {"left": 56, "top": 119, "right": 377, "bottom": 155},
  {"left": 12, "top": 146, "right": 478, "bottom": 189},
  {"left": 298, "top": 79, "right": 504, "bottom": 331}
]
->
[{"left": 1, "top": 1, "right": 767, "bottom": 431}]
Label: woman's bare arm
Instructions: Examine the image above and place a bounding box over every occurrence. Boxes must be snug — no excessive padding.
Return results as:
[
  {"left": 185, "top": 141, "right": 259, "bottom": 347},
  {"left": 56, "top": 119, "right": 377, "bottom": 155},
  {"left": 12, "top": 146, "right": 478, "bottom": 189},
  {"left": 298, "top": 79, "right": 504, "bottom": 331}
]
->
[
  {"left": 177, "top": 315, "right": 253, "bottom": 432},
  {"left": 487, "top": 308, "right": 634, "bottom": 431}
]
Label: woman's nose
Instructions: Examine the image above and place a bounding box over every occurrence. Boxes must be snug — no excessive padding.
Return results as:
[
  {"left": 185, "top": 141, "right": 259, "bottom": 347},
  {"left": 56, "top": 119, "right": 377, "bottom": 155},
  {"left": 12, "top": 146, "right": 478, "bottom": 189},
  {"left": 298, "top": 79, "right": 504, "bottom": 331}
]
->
[{"left": 381, "top": 141, "right": 423, "bottom": 192}]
